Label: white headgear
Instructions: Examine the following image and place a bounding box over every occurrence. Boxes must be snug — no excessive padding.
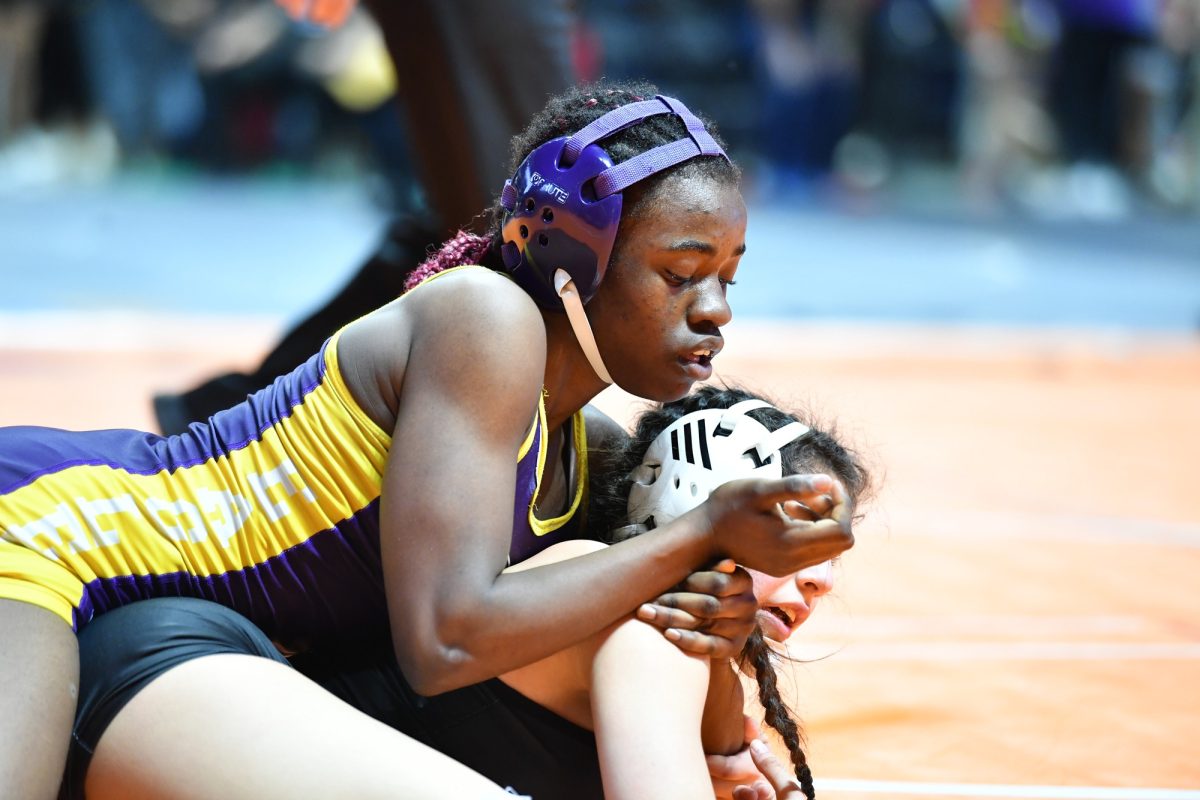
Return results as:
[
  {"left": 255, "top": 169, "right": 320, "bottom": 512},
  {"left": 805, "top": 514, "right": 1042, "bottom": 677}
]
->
[{"left": 626, "top": 399, "right": 812, "bottom": 528}]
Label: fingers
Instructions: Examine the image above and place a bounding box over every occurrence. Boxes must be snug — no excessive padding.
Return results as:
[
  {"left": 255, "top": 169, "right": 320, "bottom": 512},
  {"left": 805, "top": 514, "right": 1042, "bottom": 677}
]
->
[
  {"left": 706, "top": 747, "right": 761, "bottom": 783},
  {"left": 824, "top": 475, "right": 853, "bottom": 528},
  {"left": 707, "top": 476, "right": 855, "bottom": 578},
  {"left": 732, "top": 782, "right": 773, "bottom": 800},
  {"left": 638, "top": 564, "right": 755, "bottom": 631},
  {"left": 750, "top": 474, "right": 853, "bottom": 526},
  {"left": 675, "top": 564, "right": 753, "bottom": 598},
  {"left": 733, "top": 516, "right": 852, "bottom": 578},
  {"left": 708, "top": 738, "right": 767, "bottom": 800},
  {"left": 658, "top": 627, "right": 737, "bottom": 660},
  {"left": 782, "top": 517, "right": 853, "bottom": 554},
  {"left": 734, "top": 474, "right": 837, "bottom": 510},
  {"left": 638, "top": 565, "right": 757, "bottom": 657},
  {"left": 749, "top": 739, "right": 805, "bottom": 799},
  {"left": 779, "top": 500, "right": 818, "bottom": 522},
  {"left": 636, "top": 602, "right": 705, "bottom": 632}
]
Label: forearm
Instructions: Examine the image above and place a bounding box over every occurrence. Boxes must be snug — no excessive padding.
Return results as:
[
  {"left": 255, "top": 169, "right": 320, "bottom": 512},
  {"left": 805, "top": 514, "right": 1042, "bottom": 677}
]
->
[
  {"left": 702, "top": 659, "right": 747, "bottom": 756},
  {"left": 392, "top": 514, "right": 716, "bottom": 694}
]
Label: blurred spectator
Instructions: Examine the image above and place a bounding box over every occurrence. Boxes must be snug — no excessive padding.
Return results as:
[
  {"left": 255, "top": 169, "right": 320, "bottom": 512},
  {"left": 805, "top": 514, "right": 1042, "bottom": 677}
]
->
[
  {"left": 577, "top": 0, "right": 758, "bottom": 155},
  {"left": 0, "top": 1, "right": 48, "bottom": 141},
  {"left": 1048, "top": 0, "right": 1158, "bottom": 169},
  {"left": 1023, "top": 0, "right": 1199, "bottom": 215},
  {"left": 1140, "top": 0, "right": 1198, "bottom": 209},
  {"left": 74, "top": 0, "right": 207, "bottom": 160},
  {"left": 747, "top": 0, "right": 869, "bottom": 196},
  {"left": 856, "top": 0, "right": 965, "bottom": 162},
  {"left": 2, "top": 0, "right": 1196, "bottom": 221},
  {"left": 957, "top": 0, "right": 1059, "bottom": 212},
  {"left": 0, "top": 1, "right": 120, "bottom": 189},
  {"left": 153, "top": 0, "right": 579, "bottom": 431}
]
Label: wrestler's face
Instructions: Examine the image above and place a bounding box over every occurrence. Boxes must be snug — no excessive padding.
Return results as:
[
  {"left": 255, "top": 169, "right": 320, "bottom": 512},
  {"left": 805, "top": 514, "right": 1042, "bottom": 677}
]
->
[
  {"left": 585, "top": 172, "right": 746, "bottom": 402},
  {"left": 749, "top": 560, "right": 835, "bottom": 643}
]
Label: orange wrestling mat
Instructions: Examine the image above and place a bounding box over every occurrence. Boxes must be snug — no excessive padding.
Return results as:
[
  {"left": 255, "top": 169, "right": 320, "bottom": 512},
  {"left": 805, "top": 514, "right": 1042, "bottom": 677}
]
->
[{"left": 3, "top": 313, "right": 1198, "bottom": 799}]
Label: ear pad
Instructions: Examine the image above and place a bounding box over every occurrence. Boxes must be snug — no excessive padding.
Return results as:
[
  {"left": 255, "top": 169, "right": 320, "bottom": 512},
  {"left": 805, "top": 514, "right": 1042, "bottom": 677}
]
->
[{"left": 500, "top": 136, "right": 623, "bottom": 310}]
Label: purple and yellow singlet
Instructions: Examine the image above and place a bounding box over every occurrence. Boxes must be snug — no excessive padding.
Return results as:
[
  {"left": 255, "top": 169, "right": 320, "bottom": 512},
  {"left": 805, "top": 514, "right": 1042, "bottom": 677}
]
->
[{"left": 0, "top": 266, "right": 586, "bottom": 649}]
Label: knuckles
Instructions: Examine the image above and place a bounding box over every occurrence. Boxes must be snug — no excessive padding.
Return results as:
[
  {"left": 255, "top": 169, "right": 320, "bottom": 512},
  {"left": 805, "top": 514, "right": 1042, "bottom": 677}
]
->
[{"left": 698, "top": 595, "right": 722, "bottom": 617}]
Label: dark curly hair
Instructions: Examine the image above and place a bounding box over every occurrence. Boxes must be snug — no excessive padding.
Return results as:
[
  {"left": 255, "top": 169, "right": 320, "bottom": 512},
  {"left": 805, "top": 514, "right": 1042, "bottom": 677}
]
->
[
  {"left": 590, "top": 385, "right": 874, "bottom": 800},
  {"left": 403, "top": 78, "right": 740, "bottom": 291}
]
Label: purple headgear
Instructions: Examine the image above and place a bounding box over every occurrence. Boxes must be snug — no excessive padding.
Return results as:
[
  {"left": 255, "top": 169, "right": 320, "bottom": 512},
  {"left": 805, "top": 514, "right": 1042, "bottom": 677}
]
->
[{"left": 500, "top": 95, "right": 729, "bottom": 310}]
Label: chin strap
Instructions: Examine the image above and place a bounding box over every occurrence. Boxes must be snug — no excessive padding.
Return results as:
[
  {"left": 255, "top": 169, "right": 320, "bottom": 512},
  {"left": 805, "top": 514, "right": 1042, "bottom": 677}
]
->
[{"left": 554, "top": 269, "right": 613, "bottom": 385}]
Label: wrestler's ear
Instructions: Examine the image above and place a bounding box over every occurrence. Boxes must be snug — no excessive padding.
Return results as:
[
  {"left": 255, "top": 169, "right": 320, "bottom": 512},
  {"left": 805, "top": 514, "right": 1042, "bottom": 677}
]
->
[{"left": 630, "top": 463, "right": 660, "bottom": 487}]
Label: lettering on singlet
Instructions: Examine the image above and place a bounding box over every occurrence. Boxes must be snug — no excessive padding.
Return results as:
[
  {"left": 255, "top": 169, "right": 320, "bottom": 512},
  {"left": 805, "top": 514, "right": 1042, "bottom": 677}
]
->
[{"left": 1, "top": 457, "right": 317, "bottom": 561}]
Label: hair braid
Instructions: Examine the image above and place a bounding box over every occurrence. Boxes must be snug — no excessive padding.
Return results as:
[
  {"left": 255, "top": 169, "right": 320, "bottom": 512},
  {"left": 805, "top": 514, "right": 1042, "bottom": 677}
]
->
[
  {"left": 743, "top": 630, "right": 816, "bottom": 800},
  {"left": 591, "top": 385, "right": 875, "bottom": 800},
  {"left": 402, "top": 229, "right": 495, "bottom": 293}
]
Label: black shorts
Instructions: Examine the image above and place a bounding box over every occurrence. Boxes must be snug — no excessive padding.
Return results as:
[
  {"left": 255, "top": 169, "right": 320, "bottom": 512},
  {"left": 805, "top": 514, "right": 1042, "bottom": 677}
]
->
[{"left": 64, "top": 597, "right": 603, "bottom": 800}]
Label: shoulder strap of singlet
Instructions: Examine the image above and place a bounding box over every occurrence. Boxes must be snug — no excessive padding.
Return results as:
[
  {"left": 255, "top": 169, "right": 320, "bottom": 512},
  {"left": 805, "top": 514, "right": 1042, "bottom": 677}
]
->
[{"left": 529, "top": 402, "right": 588, "bottom": 537}]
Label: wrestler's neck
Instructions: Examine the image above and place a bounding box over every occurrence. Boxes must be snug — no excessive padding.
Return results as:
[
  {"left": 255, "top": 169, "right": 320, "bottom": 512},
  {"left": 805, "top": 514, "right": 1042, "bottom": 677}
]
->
[{"left": 541, "top": 311, "right": 607, "bottom": 431}]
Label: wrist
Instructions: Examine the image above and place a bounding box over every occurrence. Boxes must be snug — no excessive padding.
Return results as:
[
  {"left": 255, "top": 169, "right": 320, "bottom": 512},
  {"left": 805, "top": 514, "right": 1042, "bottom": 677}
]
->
[{"left": 672, "top": 504, "right": 721, "bottom": 565}]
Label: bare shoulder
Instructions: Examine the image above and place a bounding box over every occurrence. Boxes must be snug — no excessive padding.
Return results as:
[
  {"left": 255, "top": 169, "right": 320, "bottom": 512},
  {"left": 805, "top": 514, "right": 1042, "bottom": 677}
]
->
[
  {"left": 335, "top": 268, "right": 546, "bottom": 431},
  {"left": 410, "top": 268, "right": 541, "bottom": 325},
  {"left": 402, "top": 269, "right": 546, "bottom": 373}
]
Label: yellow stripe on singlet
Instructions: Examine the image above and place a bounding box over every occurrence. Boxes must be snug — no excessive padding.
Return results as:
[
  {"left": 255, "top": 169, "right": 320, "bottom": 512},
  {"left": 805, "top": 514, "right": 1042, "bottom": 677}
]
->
[{"left": 0, "top": 328, "right": 390, "bottom": 585}]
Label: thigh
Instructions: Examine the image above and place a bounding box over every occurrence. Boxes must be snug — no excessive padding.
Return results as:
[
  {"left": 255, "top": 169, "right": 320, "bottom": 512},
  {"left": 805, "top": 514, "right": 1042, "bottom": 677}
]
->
[
  {"left": 0, "top": 537, "right": 84, "bottom": 800},
  {"left": 65, "top": 596, "right": 290, "bottom": 798},
  {"left": 0, "top": 598, "right": 78, "bottom": 800},
  {"left": 70, "top": 598, "right": 514, "bottom": 800},
  {"left": 295, "top": 646, "right": 604, "bottom": 800}
]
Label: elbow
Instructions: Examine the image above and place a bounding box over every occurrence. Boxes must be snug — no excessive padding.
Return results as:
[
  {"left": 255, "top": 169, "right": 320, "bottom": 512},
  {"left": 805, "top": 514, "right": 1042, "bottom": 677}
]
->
[
  {"left": 391, "top": 635, "right": 476, "bottom": 697},
  {"left": 388, "top": 588, "right": 494, "bottom": 696}
]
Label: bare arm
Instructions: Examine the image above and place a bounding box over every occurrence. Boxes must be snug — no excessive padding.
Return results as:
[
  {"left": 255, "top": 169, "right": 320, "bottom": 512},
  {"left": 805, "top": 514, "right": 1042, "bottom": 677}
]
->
[
  {"left": 591, "top": 616, "right": 713, "bottom": 800},
  {"left": 376, "top": 274, "right": 715, "bottom": 694},
  {"left": 503, "top": 541, "right": 770, "bottom": 798},
  {"left": 371, "top": 272, "right": 852, "bottom": 695}
]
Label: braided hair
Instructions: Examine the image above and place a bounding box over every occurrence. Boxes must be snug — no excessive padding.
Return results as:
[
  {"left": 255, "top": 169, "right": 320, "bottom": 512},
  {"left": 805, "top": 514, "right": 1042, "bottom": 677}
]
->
[
  {"left": 591, "top": 385, "right": 873, "bottom": 799},
  {"left": 403, "top": 79, "right": 740, "bottom": 292}
]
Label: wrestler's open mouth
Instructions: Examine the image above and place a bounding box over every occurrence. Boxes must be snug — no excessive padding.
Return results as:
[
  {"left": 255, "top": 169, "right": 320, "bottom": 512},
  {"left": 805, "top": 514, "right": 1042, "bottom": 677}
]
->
[{"left": 766, "top": 605, "right": 796, "bottom": 627}]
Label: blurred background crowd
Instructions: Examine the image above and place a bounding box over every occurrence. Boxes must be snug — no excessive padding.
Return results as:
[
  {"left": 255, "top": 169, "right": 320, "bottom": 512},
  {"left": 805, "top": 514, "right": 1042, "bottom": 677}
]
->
[{"left": 1, "top": 0, "right": 1197, "bottom": 222}]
